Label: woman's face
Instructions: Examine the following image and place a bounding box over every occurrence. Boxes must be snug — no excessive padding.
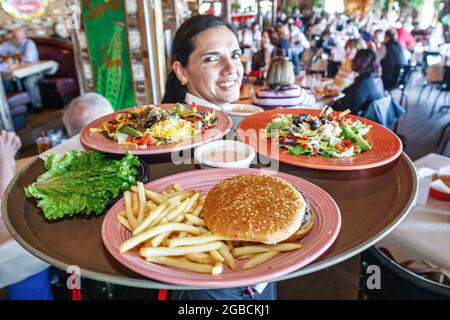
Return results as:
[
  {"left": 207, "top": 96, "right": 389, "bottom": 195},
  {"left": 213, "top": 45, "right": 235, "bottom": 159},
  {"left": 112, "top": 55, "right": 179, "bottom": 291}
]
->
[
  {"left": 262, "top": 31, "right": 271, "bottom": 45},
  {"left": 176, "top": 26, "right": 243, "bottom": 105}
]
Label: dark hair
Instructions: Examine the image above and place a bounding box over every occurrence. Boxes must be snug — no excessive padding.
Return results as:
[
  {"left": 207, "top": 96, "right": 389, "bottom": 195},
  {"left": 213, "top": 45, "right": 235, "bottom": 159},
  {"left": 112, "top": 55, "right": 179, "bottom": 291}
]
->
[
  {"left": 385, "top": 29, "right": 397, "bottom": 41},
  {"left": 352, "top": 49, "right": 380, "bottom": 77},
  {"left": 262, "top": 28, "right": 279, "bottom": 47},
  {"left": 162, "top": 15, "right": 238, "bottom": 103}
]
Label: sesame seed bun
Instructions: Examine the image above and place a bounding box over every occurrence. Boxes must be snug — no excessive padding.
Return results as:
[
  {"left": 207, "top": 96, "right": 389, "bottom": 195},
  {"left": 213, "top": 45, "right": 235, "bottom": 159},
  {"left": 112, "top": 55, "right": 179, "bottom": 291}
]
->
[{"left": 203, "top": 174, "right": 306, "bottom": 244}]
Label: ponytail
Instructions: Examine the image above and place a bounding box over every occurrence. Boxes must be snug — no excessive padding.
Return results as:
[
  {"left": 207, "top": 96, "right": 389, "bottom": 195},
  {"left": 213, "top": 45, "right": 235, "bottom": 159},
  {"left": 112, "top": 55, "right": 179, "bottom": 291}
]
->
[{"left": 162, "top": 71, "right": 187, "bottom": 103}]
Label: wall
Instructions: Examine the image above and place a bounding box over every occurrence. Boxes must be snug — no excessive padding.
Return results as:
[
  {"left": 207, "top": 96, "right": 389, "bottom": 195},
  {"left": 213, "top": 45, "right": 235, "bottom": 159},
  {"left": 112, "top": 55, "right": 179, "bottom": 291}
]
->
[{"left": 0, "top": 0, "right": 70, "bottom": 37}]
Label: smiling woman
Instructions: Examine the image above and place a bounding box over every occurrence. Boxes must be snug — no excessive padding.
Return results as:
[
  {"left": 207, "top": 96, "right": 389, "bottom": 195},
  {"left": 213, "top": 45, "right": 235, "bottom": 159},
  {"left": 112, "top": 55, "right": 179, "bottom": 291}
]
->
[
  {"left": 162, "top": 15, "right": 244, "bottom": 110},
  {"left": 161, "top": 15, "right": 276, "bottom": 301}
]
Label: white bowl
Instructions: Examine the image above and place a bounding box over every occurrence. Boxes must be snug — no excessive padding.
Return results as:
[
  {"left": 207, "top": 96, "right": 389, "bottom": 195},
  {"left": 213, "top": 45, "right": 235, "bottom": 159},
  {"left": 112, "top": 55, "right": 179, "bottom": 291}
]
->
[
  {"left": 222, "top": 104, "right": 264, "bottom": 128},
  {"left": 194, "top": 140, "right": 255, "bottom": 168}
]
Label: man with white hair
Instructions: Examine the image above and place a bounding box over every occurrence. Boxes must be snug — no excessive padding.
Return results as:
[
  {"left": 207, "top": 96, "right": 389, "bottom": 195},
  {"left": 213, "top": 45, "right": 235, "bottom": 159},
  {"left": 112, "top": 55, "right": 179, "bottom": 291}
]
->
[
  {"left": 63, "top": 93, "right": 114, "bottom": 137},
  {"left": 0, "top": 27, "right": 42, "bottom": 110}
]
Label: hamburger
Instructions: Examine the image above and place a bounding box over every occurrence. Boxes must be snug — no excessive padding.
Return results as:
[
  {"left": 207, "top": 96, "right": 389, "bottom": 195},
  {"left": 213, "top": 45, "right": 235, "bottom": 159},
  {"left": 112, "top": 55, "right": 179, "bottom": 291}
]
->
[
  {"left": 203, "top": 174, "right": 312, "bottom": 244},
  {"left": 282, "top": 207, "right": 314, "bottom": 242}
]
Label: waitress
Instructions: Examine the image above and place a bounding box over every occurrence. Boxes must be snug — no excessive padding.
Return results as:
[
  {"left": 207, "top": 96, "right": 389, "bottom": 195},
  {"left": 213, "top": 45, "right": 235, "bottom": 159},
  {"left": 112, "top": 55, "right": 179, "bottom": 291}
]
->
[{"left": 162, "top": 15, "right": 276, "bottom": 300}]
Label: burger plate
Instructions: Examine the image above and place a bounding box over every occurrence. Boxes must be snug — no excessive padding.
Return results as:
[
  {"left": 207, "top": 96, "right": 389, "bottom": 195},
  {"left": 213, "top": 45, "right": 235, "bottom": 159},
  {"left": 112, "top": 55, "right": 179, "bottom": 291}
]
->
[{"left": 102, "top": 168, "right": 341, "bottom": 288}]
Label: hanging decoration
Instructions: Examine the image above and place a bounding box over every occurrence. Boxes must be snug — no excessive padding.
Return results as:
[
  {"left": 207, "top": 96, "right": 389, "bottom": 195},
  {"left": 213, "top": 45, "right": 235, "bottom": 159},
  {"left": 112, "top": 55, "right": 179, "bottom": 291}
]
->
[{"left": 0, "top": 0, "right": 48, "bottom": 20}]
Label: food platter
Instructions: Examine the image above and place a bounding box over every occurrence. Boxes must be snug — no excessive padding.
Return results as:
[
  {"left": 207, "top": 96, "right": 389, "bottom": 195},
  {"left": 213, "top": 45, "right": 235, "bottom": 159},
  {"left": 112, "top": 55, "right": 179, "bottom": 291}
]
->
[
  {"left": 237, "top": 108, "right": 403, "bottom": 171},
  {"left": 101, "top": 168, "right": 341, "bottom": 288},
  {"left": 80, "top": 104, "right": 232, "bottom": 155},
  {"left": 2, "top": 154, "right": 417, "bottom": 290}
]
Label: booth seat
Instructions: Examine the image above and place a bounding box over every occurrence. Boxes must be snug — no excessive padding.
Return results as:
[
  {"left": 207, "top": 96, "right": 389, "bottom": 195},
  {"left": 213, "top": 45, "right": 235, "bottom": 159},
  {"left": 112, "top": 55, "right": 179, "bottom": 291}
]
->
[
  {"left": 31, "top": 37, "right": 79, "bottom": 108},
  {"left": 6, "top": 91, "right": 30, "bottom": 131}
]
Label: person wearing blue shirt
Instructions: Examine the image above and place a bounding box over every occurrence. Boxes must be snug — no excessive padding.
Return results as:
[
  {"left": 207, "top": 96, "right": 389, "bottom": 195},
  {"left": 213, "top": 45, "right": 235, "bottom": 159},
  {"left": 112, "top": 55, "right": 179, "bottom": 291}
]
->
[{"left": 0, "top": 27, "right": 43, "bottom": 110}]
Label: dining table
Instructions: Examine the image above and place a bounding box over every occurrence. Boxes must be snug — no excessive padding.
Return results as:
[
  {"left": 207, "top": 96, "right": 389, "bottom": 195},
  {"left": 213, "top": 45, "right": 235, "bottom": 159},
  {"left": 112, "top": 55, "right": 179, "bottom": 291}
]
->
[
  {"left": 237, "top": 76, "right": 344, "bottom": 109},
  {"left": 1, "top": 60, "right": 59, "bottom": 91},
  {"left": 2, "top": 133, "right": 418, "bottom": 290},
  {"left": 1, "top": 60, "right": 59, "bottom": 80},
  {"left": 377, "top": 153, "right": 450, "bottom": 276}
]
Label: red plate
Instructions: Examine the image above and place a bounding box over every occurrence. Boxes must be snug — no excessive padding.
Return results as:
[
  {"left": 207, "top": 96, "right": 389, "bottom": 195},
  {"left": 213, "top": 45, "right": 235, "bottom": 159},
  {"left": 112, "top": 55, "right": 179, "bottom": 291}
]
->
[
  {"left": 237, "top": 109, "right": 402, "bottom": 171},
  {"left": 80, "top": 104, "right": 232, "bottom": 155},
  {"left": 102, "top": 168, "right": 341, "bottom": 288}
]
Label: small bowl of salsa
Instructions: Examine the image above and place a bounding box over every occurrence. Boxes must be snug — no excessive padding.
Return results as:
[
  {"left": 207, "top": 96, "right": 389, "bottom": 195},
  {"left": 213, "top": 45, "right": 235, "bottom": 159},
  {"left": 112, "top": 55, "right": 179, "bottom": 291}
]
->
[{"left": 194, "top": 140, "right": 255, "bottom": 168}]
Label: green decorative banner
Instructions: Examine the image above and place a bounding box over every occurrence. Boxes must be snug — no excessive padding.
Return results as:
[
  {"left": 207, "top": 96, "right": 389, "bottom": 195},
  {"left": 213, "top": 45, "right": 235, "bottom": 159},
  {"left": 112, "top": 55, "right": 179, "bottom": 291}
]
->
[{"left": 82, "top": 0, "right": 135, "bottom": 110}]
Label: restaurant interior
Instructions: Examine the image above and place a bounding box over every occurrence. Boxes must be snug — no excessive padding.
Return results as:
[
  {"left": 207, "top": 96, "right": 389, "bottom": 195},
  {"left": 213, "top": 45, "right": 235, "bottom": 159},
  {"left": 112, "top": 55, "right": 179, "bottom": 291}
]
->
[{"left": 0, "top": 0, "right": 449, "bottom": 301}]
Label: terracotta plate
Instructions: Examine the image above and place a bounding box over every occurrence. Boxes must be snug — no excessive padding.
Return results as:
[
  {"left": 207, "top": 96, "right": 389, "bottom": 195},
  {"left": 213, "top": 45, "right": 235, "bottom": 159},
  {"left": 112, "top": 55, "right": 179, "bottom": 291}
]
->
[
  {"left": 237, "top": 109, "right": 402, "bottom": 170},
  {"left": 102, "top": 168, "right": 341, "bottom": 288},
  {"left": 80, "top": 104, "right": 232, "bottom": 155}
]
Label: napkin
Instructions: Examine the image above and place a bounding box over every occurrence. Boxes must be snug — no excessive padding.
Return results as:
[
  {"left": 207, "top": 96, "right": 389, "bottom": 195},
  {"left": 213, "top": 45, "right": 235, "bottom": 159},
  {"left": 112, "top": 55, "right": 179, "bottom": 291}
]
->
[
  {"left": 416, "top": 165, "right": 450, "bottom": 205},
  {"left": 430, "top": 166, "right": 450, "bottom": 194}
]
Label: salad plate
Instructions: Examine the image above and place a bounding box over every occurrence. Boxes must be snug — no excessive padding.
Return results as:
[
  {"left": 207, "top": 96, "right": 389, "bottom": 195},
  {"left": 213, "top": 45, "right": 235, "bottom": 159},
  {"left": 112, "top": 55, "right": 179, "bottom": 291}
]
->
[
  {"left": 80, "top": 104, "right": 232, "bottom": 155},
  {"left": 237, "top": 108, "right": 402, "bottom": 170}
]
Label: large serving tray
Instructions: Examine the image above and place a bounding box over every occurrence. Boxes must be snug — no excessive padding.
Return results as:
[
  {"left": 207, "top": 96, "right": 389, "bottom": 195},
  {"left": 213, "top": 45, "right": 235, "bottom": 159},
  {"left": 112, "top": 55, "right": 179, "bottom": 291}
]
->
[{"left": 2, "top": 153, "right": 417, "bottom": 289}]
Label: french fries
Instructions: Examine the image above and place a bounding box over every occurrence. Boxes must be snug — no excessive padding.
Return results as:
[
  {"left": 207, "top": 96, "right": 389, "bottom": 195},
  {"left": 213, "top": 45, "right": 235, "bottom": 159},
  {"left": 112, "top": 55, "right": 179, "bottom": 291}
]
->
[
  {"left": 232, "top": 243, "right": 303, "bottom": 257},
  {"left": 243, "top": 251, "right": 281, "bottom": 270},
  {"left": 146, "top": 256, "right": 212, "bottom": 273},
  {"left": 116, "top": 183, "right": 304, "bottom": 275}
]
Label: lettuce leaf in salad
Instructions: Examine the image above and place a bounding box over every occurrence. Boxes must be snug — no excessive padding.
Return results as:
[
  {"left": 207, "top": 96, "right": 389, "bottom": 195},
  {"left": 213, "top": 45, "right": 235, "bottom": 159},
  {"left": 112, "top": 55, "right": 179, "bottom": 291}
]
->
[
  {"left": 325, "top": 146, "right": 355, "bottom": 158},
  {"left": 266, "top": 115, "right": 291, "bottom": 131},
  {"left": 25, "top": 150, "right": 140, "bottom": 220},
  {"left": 327, "top": 136, "right": 342, "bottom": 147},
  {"left": 287, "top": 145, "right": 314, "bottom": 156},
  {"left": 351, "top": 120, "right": 371, "bottom": 136}
]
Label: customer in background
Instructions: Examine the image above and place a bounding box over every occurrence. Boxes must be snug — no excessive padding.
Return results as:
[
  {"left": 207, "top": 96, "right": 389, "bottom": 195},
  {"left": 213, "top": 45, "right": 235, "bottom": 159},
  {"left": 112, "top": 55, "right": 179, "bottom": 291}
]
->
[
  {"left": 51, "top": 22, "right": 71, "bottom": 42},
  {"left": 332, "top": 38, "right": 367, "bottom": 90},
  {"left": 62, "top": 93, "right": 114, "bottom": 137},
  {"left": 251, "top": 28, "right": 279, "bottom": 80},
  {"left": 368, "top": 29, "right": 384, "bottom": 51},
  {"left": 252, "top": 57, "right": 316, "bottom": 108},
  {"left": 289, "top": 19, "right": 310, "bottom": 54},
  {"left": 0, "top": 27, "right": 43, "bottom": 110},
  {"left": 250, "top": 22, "right": 262, "bottom": 53},
  {"left": 396, "top": 22, "right": 416, "bottom": 50},
  {"left": 379, "top": 29, "right": 405, "bottom": 91},
  {"left": 335, "top": 49, "right": 385, "bottom": 115}
]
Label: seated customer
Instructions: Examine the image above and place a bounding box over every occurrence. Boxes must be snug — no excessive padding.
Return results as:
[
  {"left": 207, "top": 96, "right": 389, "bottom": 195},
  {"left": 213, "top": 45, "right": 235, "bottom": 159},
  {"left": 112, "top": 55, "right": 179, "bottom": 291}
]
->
[
  {"left": 252, "top": 57, "right": 316, "bottom": 108},
  {"left": 332, "top": 38, "right": 367, "bottom": 90},
  {"left": 335, "top": 49, "right": 385, "bottom": 115},
  {"left": 251, "top": 28, "right": 278, "bottom": 80},
  {"left": 0, "top": 27, "right": 43, "bottom": 110},
  {"left": 62, "top": 93, "right": 114, "bottom": 136}
]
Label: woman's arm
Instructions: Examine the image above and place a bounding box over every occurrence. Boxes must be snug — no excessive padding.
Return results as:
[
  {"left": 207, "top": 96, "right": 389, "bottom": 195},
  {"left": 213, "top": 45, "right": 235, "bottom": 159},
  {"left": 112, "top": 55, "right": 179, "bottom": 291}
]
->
[{"left": 0, "top": 131, "right": 21, "bottom": 200}]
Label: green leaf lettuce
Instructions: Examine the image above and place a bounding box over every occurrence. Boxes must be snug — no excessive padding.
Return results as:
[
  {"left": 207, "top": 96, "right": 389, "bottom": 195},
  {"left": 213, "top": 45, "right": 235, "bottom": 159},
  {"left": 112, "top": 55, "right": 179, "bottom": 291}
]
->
[{"left": 25, "top": 150, "right": 140, "bottom": 220}]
